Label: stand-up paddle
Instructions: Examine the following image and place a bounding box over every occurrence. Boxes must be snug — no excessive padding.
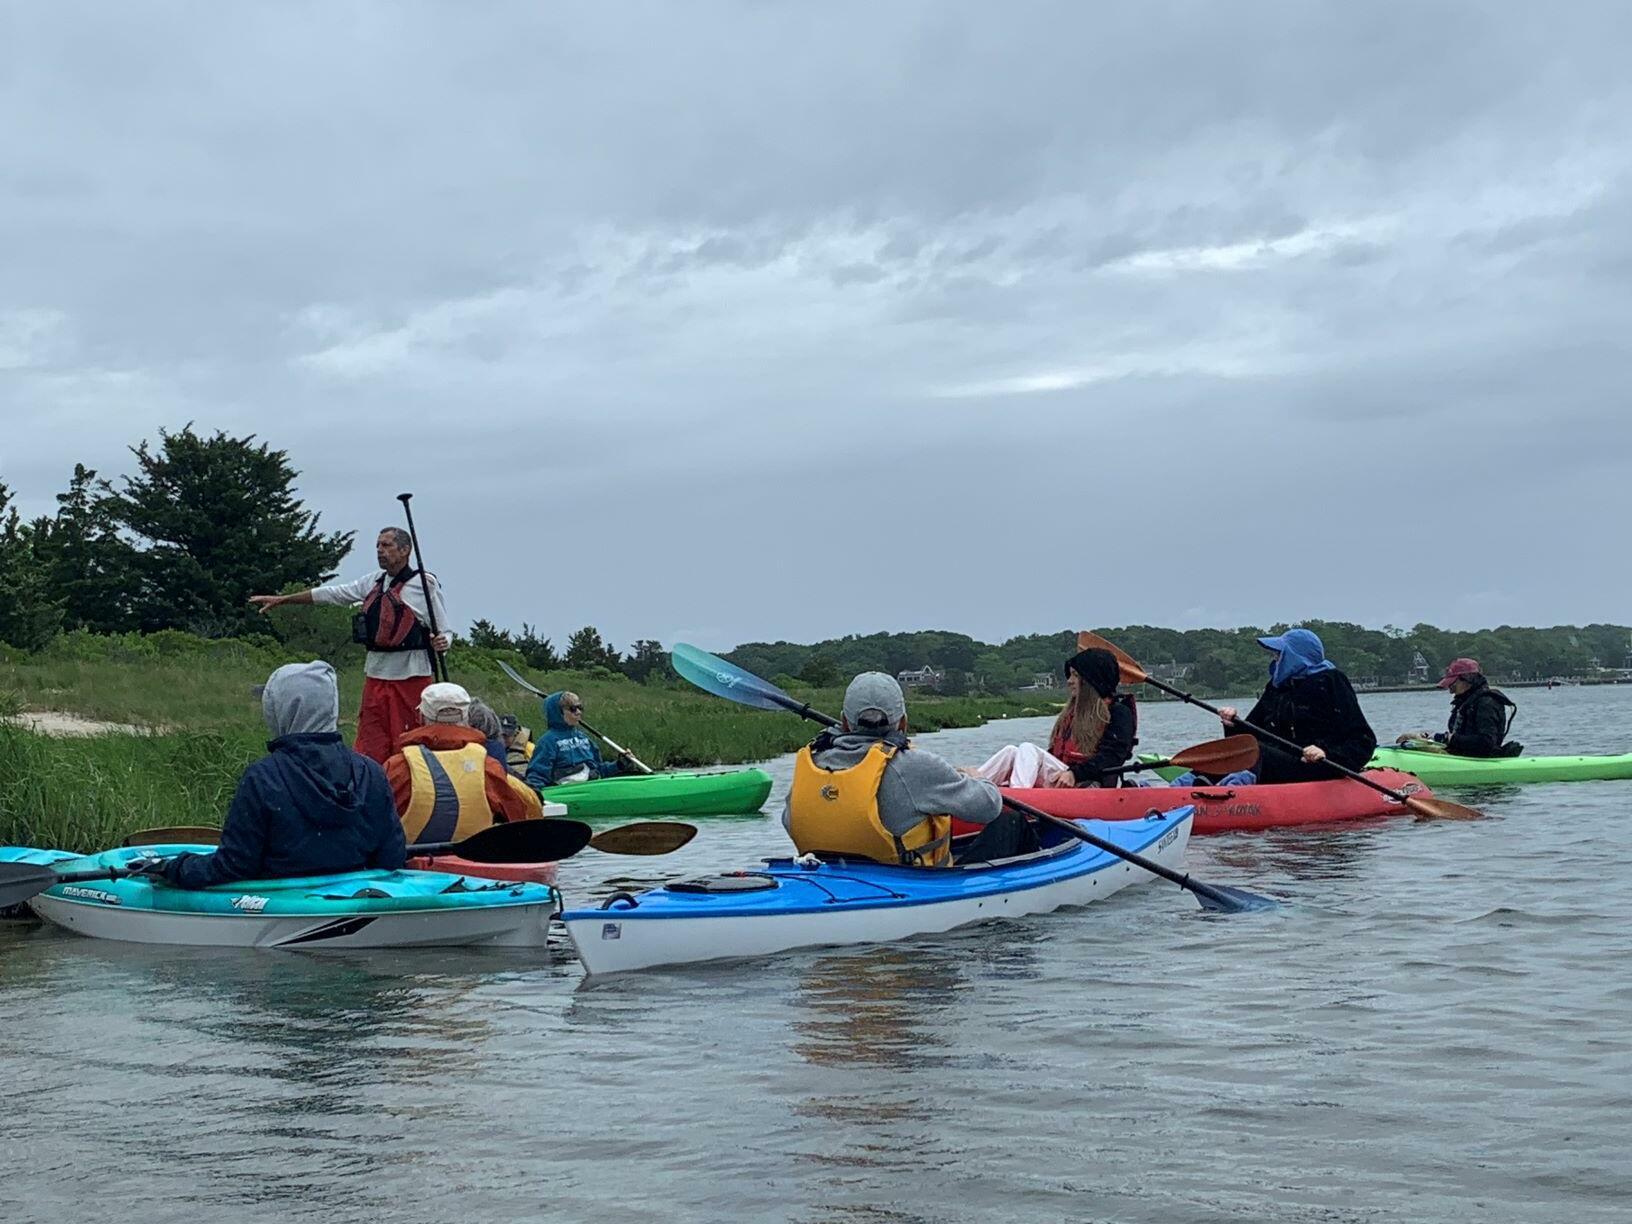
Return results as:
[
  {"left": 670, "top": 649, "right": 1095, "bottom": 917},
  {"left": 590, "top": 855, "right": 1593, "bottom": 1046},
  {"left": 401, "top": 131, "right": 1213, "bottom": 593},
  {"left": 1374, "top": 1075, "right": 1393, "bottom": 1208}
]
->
[
  {"left": 496, "top": 660, "right": 656, "bottom": 774},
  {"left": 1100, "top": 735, "right": 1260, "bottom": 780},
  {"left": 1075, "top": 631, "right": 1483, "bottom": 821},
  {"left": 397, "top": 492, "right": 449, "bottom": 683},
  {"left": 119, "top": 817, "right": 695, "bottom": 857},
  {"left": 671, "top": 643, "right": 1275, "bottom": 914}
]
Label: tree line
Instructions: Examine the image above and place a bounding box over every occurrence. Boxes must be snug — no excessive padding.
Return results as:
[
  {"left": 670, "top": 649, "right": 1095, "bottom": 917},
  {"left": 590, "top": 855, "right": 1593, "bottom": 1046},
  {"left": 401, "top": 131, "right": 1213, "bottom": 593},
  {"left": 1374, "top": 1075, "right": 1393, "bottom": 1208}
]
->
[{"left": 4, "top": 426, "right": 1627, "bottom": 692}]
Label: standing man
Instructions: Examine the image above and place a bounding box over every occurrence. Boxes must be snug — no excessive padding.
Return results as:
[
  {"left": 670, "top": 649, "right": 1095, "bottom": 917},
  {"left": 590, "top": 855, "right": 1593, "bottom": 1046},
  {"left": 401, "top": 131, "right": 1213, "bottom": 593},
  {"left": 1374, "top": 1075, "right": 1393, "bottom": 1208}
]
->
[{"left": 249, "top": 527, "right": 451, "bottom": 763}]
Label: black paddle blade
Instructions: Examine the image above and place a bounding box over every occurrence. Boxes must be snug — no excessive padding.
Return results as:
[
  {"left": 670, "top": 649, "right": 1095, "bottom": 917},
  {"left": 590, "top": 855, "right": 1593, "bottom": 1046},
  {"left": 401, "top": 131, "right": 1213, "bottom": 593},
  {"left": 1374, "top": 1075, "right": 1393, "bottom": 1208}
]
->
[
  {"left": 1189, "top": 881, "right": 1278, "bottom": 914},
  {"left": 421, "top": 818, "right": 594, "bottom": 864},
  {"left": 588, "top": 821, "right": 698, "bottom": 856},
  {"left": 0, "top": 863, "right": 67, "bottom": 909}
]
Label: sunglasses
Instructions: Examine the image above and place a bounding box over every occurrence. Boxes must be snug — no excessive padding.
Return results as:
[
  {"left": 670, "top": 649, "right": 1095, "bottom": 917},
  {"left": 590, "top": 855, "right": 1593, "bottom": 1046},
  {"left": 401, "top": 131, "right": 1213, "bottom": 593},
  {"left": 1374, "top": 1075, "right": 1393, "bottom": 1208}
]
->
[{"left": 565, "top": 703, "right": 584, "bottom": 713}]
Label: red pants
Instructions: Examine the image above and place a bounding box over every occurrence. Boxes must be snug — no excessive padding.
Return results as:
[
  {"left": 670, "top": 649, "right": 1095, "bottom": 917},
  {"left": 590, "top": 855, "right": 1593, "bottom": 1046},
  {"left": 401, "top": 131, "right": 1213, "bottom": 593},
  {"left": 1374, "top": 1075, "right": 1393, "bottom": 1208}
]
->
[{"left": 355, "top": 675, "right": 433, "bottom": 763}]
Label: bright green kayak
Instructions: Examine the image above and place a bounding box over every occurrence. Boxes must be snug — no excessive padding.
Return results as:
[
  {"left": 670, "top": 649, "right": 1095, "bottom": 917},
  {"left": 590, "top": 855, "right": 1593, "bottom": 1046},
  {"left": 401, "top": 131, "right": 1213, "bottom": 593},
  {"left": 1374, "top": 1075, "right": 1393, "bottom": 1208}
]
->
[
  {"left": 1367, "top": 745, "right": 1632, "bottom": 786},
  {"left": 539, "top": 768, "right": 774, "bottom": 819}
]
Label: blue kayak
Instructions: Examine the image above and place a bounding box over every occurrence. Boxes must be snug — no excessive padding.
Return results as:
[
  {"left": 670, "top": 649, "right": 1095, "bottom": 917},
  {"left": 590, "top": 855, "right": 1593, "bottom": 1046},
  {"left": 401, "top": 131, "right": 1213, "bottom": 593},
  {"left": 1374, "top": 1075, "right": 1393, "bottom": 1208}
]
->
[
  {"left": 8, "top": 844, "right": 561, "bottom": 950},
  {"left": 561, "top": 809, "right": 1194, "bottom": 975}
]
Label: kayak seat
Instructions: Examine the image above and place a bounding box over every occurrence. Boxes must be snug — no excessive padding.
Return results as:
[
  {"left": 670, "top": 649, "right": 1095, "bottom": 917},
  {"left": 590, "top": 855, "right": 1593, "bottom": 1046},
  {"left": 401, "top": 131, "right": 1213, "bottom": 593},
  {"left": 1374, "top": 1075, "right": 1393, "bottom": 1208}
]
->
[{"left": 668, "top": 873, "right": 778, "bottom": 894}]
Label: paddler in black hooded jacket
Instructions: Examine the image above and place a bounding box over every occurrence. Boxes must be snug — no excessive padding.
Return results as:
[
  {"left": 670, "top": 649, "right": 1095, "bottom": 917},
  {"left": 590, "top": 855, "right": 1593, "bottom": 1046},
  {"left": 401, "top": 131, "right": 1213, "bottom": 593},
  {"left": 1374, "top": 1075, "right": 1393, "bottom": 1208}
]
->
[{"left": 1217, "top": 628, "right": 1377, "bottom": 785}]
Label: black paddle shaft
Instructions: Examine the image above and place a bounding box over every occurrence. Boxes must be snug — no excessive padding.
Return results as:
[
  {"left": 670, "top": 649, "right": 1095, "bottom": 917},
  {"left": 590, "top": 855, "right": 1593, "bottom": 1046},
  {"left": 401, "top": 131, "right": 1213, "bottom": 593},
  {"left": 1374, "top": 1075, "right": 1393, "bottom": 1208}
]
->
[
  {"left": 741, "top": 679, "right": 1268, "bottom": 913},
  {"left": 396, "top": 492, "right": 449, "bottom": 683},
  {"left": 1139, "top": 674, "right": 1408, "bottom": 802}
]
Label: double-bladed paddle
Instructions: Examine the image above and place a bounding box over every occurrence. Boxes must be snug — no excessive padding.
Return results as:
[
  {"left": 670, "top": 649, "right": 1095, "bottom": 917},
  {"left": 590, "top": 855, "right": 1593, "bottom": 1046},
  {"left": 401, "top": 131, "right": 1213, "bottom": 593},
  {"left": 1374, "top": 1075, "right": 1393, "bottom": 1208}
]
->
[
  {"left": 119, "top": 818, "right": 695, "bottom": 857},
  {"left": 496, "top": 659, "right": 656, "bottom": 775},
  {"left": 3, "top": 818, "right": 699, "bottom": 911},
  {"left": 1075, "top": 631, "right": 1482, "bottom": 821},
  {"left": 1100, "top": 734, "right": 1260, "bottom": 780},
  {"left": 670, "top": 642, "right": 1274, "bottom": 914}
]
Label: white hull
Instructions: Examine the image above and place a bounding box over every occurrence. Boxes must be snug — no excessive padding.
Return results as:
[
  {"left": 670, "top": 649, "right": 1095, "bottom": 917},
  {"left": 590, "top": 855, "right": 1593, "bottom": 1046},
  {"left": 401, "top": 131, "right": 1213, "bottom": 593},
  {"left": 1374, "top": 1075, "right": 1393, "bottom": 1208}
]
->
[
  {"left": 565, "top": 822, "right": 1190, "bottom": 975},
  {"left": 29, "top": 895, "right": 555, "bottom": 950}
]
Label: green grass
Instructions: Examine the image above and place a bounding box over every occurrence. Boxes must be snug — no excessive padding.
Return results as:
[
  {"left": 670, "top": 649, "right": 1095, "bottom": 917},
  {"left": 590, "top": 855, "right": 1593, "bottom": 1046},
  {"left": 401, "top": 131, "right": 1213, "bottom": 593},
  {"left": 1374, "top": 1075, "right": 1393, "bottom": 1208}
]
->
[{"left": 0, "top": 637, "right": 1046, "bottom": 853}]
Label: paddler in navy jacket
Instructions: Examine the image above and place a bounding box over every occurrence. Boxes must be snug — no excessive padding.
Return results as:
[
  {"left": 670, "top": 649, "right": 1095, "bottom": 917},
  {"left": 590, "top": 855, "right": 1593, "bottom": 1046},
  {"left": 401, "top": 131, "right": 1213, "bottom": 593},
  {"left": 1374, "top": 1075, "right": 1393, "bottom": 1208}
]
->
[
  {"left": 144, "top": 662, "right": 406, "bottom": 889},
  {"left": 1217, "top": 629, "right": 1377, "bottom": 785}
]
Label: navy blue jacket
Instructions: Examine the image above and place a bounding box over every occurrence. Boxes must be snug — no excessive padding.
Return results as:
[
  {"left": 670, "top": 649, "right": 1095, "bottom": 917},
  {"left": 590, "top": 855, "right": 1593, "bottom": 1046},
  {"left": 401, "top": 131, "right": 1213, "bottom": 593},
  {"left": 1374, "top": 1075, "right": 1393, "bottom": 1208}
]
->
[{"left": 165, "top": 732, "right": 407, "bottom": 888}]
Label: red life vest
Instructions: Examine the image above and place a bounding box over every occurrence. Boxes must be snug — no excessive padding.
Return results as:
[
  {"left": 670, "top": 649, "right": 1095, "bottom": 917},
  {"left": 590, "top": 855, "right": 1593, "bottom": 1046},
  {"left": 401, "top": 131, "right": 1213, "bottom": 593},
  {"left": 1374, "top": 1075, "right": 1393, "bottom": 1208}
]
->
[
  {"left": 1049, "top": 694, "right": 1138, "bottom": 764},
  {"left": 356, "top": 569, "right": 429, "bottom": 653}
]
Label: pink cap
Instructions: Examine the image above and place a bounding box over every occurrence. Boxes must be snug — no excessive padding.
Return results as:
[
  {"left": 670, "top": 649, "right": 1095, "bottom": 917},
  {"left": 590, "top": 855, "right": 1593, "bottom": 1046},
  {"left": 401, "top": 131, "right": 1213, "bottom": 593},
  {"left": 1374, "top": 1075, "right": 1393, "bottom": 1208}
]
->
[{"left": 1437, "top": 658, "right": 1480, "bottom": 689}]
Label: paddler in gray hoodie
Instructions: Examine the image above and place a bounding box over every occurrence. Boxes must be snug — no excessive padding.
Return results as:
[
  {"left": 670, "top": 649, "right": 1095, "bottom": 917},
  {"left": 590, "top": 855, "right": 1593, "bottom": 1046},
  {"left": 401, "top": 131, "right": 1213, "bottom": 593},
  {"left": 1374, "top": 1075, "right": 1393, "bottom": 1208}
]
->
[
  {"left": 138, "top": 661, "right": 407, "bottom": 889},
  {"left": 782, "top": 672, "right": 1034, "bottom": 866}
]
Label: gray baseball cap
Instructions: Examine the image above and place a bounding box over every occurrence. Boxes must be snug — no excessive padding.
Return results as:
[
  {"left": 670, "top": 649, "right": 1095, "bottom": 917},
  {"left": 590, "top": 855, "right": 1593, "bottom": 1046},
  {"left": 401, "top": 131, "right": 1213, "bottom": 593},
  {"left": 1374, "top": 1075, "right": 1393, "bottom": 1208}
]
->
[{"left": 842, "top": 672, "right": 906, "bottom": 732}]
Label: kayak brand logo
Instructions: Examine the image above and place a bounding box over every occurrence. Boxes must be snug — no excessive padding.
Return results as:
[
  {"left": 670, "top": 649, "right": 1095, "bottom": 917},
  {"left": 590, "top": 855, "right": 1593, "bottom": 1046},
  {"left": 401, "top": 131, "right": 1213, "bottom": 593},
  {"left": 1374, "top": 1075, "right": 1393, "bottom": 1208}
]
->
[
  {"left": 61, "top": 886, "right": 121, "bottom": 906},
  {"left": 600, "top": 922, "right": 622, "bottom": 940},
  {"left": 232, "top": 895, "right": 270, "bottom": 913},
  {"left": 820, "top": 784, "right": 840, "bottom": 801},
  {"left": 1156, "top": 827, "right": 1180, "bottom": 852}
]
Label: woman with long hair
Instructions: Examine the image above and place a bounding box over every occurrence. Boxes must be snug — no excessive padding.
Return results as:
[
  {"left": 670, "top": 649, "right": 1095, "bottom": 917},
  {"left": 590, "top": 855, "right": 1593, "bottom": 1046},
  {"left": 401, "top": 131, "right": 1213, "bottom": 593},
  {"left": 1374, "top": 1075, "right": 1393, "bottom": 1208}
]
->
[{"left": 969, "top": 648, "right": 1136, "bottom": 788}]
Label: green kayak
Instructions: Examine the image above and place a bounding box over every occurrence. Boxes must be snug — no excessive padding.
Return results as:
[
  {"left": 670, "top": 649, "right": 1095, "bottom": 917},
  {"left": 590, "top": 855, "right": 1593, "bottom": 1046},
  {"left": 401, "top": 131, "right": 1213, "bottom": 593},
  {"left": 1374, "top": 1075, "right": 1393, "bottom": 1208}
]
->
[
  {"left": 538, "top": 768, "right": 774, "bottom": 819},
  {"left": 1367, "top": 745, "right": 1632, "bottom": 786}
]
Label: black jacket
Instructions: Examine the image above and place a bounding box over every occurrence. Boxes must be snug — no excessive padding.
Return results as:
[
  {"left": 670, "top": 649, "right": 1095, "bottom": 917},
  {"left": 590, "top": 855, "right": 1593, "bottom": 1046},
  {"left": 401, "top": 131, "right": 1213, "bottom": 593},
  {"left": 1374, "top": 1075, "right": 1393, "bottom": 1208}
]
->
[
  {"left": 1239, "top": 669, "right": 1377, "bottom": 773},
  {"left": 1438, "top": 678, "right": 1514, "bottom": 758},
  {"left": 1068, "top": 697, "right": 1137, "bottom": 786}
]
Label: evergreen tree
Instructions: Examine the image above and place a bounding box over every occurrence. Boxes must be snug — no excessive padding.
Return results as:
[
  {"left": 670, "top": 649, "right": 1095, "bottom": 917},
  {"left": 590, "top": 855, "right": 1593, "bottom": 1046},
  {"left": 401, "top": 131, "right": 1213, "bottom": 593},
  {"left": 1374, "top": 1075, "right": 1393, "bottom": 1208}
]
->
[
  {"left": 621, "top": 639, "right": 669, "bottom": 684},
  {"left": 467, "top": 618, "right": 515, "bottom": 651},
  {"left": 31, "top": 464, "right": 138, "bottom": 633},
  {"left": 516, "top": 624, "right": 560, "bottom": 671},
  {"left": 564, "top": 625, "right": 619, "bottom": 671},
  {"left": 104, "top": 426, "right": 353, "bottom": 636},
  {"left": 0, "top": 481, "right": 63, "bottom": 649}
]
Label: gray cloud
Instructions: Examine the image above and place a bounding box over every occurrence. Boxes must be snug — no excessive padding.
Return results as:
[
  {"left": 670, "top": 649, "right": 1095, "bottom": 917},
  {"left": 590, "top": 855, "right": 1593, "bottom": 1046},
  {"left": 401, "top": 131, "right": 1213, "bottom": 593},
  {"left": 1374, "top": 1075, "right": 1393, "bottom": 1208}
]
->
[{"left": 4, "top": 1, "right": 1630, "bottom": 650}]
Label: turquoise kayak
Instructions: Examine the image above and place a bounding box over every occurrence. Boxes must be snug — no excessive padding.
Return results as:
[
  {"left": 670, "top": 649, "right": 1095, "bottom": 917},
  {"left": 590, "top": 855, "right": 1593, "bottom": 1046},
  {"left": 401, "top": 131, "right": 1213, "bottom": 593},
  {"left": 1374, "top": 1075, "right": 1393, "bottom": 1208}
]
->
[
  {"left": 1367, "top": 745, "right": 1632, "bottom": 786},
  {"left": 9, "top": 844, "right": 560, "bottom": 949},
  {"left": 561, "top": 809, "right": 1193, "bottom": 975},
  {"left": 540, "top": 768, "right": 773, "bottom": 819}
]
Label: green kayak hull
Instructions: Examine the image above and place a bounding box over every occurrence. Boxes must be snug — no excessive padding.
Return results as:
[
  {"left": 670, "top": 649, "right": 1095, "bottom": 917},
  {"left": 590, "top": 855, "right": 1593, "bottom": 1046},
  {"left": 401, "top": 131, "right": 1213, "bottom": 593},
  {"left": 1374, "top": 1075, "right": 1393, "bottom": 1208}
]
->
[
  {"left": 540, "top": 768, "right": 774, "bottom": 819},
  {"left": 1366, "top": 747, "right": 1632, "bottom": 786}
]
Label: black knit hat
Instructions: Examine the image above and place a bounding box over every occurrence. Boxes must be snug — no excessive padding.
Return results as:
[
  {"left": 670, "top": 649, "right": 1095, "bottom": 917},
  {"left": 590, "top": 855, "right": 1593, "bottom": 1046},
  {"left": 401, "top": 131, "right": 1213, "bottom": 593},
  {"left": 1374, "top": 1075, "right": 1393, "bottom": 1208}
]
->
[{"left": 1064, "top": 648, "right": 1119, "bottom": 698}]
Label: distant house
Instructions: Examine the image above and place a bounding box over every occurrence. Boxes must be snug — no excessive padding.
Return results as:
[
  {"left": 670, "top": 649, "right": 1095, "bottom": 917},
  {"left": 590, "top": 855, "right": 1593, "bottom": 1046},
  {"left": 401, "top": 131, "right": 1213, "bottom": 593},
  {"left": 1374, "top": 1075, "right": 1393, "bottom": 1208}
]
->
[
  {"left": 897, "top": 665, "right": 944, "bottom": 691},
  {"left": 1019, "top": 671, "right": 1059, "bottom": 692},
  {"left": 1409, "top": 652, "right": 1430, "bottom": 683},
  {"left": 1147, "top": 662, "right": 1193, "bottom": 683}
]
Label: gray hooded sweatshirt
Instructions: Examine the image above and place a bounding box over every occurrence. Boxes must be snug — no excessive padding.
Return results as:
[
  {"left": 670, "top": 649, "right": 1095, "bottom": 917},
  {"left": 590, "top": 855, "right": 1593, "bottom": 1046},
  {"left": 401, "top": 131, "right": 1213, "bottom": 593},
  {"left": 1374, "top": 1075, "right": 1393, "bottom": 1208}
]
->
[{"left": 781, "top": 731, "right": 1003, "bottom": 839}]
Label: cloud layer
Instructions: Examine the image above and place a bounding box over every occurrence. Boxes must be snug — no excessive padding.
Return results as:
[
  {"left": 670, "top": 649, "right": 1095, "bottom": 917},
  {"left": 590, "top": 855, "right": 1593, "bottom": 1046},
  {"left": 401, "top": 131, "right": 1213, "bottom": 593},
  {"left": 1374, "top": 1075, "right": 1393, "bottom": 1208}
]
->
[{"left": 5, "top": 2, "right": 1630, "bottom": 648}]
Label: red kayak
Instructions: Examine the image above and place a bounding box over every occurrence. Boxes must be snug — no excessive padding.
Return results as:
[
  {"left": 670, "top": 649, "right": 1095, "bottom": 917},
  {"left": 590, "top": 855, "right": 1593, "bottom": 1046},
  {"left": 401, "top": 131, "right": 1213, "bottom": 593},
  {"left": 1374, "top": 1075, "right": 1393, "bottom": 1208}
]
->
[{"left": 966, "top": 769, "right": 1432, "bottom": 835}]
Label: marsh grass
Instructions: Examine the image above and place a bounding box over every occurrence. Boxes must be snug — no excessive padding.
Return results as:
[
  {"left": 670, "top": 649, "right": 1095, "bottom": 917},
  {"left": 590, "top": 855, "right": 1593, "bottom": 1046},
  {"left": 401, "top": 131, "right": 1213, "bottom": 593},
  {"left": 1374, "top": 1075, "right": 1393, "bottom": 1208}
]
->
[{"left": 0, "top": 641, "right": 1042, "bottom": 852}]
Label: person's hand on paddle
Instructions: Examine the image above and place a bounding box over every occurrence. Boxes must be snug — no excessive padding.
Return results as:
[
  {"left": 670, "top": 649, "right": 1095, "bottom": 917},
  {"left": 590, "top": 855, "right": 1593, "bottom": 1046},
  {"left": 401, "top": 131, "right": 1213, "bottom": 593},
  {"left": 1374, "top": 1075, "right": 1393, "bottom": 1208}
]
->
[
  {"left": 1301, "top": 745, "right": 1327, "bottom": 764},
  {"left": 125, "top": 855, "right": 170, "bottom": 879},
  {"left": 1218, "top": 706, "right": 1238, "bottom": 729},
  {"left": 431, "top": 632, "right": 451, "bottom": 653}
]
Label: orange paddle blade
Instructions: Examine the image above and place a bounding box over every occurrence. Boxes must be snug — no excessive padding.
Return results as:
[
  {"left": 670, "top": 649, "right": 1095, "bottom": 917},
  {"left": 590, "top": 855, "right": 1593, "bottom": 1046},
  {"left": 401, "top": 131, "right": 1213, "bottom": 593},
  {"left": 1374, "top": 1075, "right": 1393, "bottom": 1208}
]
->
[
  {"left": 1167, "top": 735, "right": 1260, "bottom": 776},
  {"left": 122, "top": 826, "right": 222, "bottom": 847},
  {"left": 1404, "top": 794, "right": 1483, "bottom": 821},
  {"left": 1076, "top": 631, "right": 1148, "bottom": 685}
]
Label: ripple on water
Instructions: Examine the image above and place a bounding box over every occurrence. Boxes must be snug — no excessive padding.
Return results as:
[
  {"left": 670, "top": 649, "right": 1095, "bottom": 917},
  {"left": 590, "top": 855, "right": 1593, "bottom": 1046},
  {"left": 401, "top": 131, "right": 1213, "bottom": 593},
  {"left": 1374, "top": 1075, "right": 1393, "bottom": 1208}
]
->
[{"left": 5, "top": 690, "right": 1632, "bottom": 1221}]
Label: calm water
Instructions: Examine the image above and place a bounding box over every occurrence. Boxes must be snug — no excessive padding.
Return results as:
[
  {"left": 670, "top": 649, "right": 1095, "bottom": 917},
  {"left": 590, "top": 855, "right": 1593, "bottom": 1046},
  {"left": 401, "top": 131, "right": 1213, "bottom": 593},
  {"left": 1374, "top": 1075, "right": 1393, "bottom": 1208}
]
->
[{"left": 3, "top": 687, "right": 1630, "bottom": 1222}]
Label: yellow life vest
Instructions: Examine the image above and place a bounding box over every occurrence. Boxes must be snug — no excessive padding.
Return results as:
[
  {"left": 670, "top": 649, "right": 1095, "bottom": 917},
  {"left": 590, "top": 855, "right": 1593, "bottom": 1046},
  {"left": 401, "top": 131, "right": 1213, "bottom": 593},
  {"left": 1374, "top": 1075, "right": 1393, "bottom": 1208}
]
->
[
  {"left": 505, "top": 731, "right": 534, "bottom": 775},
  {"left": 787, "top": 740, "right": 952, "bottom": 867},
  {"left": 401, "top": 741, "right": 494, "bottom": 844}
]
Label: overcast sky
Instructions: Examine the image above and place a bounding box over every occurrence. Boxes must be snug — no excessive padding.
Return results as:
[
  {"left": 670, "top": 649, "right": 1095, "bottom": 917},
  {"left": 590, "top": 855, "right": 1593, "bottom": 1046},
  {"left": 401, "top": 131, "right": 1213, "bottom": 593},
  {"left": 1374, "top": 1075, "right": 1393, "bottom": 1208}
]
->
[{"left": 4, "top": 2, "right": 1629, "bottom": 651}]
